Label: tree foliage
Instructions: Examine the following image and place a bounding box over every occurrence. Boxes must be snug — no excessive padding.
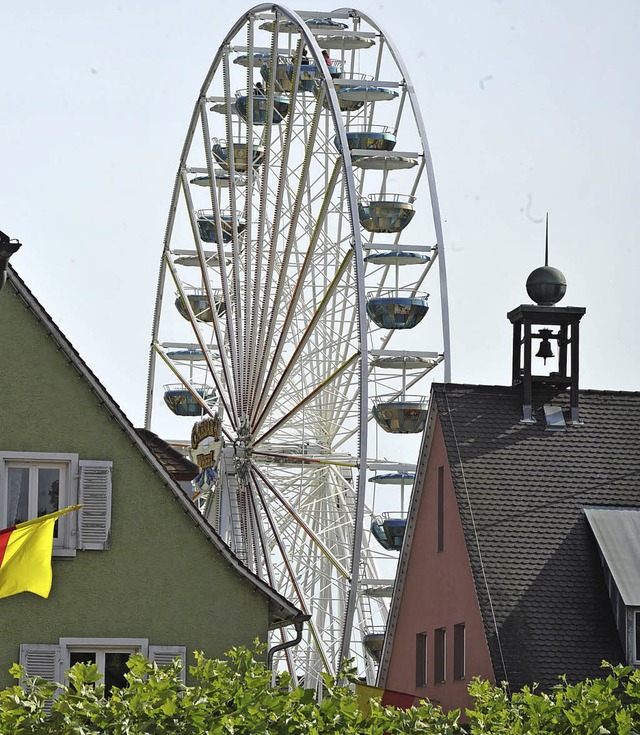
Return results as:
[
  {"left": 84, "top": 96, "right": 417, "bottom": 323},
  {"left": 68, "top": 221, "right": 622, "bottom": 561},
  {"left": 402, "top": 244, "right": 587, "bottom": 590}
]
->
[{"left": 2, "top": 644, "right": 640, "bottom": 734}]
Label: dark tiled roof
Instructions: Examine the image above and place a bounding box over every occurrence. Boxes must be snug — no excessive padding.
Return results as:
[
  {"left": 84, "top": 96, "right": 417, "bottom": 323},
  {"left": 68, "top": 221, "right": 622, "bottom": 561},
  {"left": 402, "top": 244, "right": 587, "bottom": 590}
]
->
[
  {"left": 433, "top": 383, "right": 640, "bottom": 691},
  {"left": 136, "top": 428, "right": 198, "bottom": 481}
]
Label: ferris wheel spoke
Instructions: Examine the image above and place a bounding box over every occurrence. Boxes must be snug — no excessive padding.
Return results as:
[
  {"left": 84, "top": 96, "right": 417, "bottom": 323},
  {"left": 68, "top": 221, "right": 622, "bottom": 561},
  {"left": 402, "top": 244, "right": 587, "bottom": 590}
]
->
[
  {"left": 153, "top": 341, "right": 233, "bottom": 437},
  {"left": 250, "top": 160, "right": 342, "bottom": 420},
  {"left": 246, "top": 482, "right": 300, "bottom": 682},
  {"left": 253, "top": 248, "right": 354, "bottom": 432},
  {"left": 252, "top": 95, "right": 326, "bottom": 401},
  {"left": 245, "top": 32, "right": 281, "bottom": 410},
  {"left": 251, "top": 463, "right": 350, "bottom": 578},
  {"left": 218, "top": 51, "right": 247, "bottom": 413},
  {"left": 252, "top": 451, "right": 356, "bottom": 471},
  {"left": 255, "top": 352, "right": 359, "bottom": 446},
  {"left": 250, "top": 469, "right": 332, "bottom": 671}
]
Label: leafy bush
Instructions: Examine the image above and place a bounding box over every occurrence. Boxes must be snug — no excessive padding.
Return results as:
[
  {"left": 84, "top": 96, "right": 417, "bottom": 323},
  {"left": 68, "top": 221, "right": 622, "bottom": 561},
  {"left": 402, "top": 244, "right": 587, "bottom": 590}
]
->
[
  {"left": 2, "top": 645, "right": 640, "bottom": 735},
  {"left": 466, "top": 663, "right": 640, "bottom": 735}
]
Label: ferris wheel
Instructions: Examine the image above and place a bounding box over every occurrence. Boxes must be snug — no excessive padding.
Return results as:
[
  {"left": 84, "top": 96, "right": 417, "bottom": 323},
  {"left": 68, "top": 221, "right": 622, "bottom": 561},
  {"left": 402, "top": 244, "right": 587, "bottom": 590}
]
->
[{"left": 145, "top": 4, "right": 450, "bottom": 687}]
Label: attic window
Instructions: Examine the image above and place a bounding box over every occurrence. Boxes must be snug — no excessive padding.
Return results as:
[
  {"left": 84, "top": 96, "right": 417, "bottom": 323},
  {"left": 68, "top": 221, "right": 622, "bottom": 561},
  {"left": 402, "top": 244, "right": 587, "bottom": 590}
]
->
[{"left": 584, "top": 507, "right": 640, "bottom": 667}]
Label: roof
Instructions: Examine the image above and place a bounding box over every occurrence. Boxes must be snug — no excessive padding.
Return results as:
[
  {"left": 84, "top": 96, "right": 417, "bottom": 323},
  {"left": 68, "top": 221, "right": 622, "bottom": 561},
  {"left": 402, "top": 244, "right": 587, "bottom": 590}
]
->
[
  {"left": 137, "top": 428, "right": 199, "bottom": 481},
  {"left": 384, "top": 381, "right": 640, "bottom": 692},
  {"left": 584, "top": 507, "right": 640, "bottom": 606},
  {"left": 5, "top": 265, "right": 304, "bottom": 630}
]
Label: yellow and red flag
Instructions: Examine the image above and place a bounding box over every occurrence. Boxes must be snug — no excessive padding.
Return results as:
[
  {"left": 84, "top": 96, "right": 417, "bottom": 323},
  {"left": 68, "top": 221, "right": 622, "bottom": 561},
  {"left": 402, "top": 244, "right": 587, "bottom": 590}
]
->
[{"left": 0, "top": 505, "right": 81, "bottom": 600}]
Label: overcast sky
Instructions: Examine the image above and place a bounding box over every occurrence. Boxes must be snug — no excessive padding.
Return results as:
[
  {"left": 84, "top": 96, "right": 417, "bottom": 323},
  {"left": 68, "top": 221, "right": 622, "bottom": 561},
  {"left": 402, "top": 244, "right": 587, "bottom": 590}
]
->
[{"left": 2, "top": 0, "right": 638, "bottom": 428}]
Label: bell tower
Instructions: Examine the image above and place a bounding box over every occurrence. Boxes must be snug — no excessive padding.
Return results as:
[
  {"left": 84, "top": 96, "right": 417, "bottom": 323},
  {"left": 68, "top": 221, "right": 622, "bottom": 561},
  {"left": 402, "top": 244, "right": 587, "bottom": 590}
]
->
[{"left": 507, "top": 221, "right": 586, "bottom": 424}]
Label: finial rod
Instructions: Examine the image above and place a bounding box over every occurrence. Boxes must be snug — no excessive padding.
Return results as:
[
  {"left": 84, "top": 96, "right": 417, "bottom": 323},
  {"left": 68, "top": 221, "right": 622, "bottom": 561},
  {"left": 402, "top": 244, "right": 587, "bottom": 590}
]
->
[{"left": 545, "top": 213, "right": 549, "bottom": 267}]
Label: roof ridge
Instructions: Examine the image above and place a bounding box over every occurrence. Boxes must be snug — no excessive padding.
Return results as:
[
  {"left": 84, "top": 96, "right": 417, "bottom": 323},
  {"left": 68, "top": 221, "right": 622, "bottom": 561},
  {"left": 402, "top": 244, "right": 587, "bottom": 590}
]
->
[{"left": 433, "top": 382, "right": 640, "bottom": 397}]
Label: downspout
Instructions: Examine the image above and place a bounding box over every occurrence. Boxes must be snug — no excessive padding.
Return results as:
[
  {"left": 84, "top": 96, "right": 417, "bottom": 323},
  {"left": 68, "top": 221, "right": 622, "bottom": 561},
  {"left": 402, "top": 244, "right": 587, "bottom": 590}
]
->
[{"left": 267, "top": 614, "right": 309, "bottom": 672}]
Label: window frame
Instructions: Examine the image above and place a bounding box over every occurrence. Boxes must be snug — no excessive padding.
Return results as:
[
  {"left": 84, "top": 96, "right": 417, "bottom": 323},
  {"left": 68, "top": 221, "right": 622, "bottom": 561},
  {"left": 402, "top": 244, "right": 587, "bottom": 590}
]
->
[
  {"left": 60, "top": 637, "right": 149, "bottom": 682},
  {"left": 0, "top": 452, "right": 79, "bottom": 556},
  {"left": 437, "top": 466, "right": 445, "bottom": 552},
  {"left": 434, "top": 627, "right": 446, "bottom": 684},
  {"left": 453, "top": 622, "right": 466, "bottom": 680}
]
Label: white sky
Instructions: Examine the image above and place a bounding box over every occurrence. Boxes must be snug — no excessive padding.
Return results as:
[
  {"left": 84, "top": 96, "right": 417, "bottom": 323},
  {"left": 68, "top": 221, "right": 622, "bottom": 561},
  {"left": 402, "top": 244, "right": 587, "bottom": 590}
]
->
[{"left": 2, "top": 0, "right": 639, "bottom": 429}]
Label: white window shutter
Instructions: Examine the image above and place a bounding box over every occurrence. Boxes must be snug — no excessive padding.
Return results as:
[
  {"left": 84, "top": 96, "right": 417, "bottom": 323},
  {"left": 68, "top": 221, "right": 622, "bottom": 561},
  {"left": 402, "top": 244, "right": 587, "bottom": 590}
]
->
[
  {"left": 19, "top": 643, "right": 61, "bottom": 683},
  {"left": 78, "top": 460, "right": 112, "bottom": 550},
  {"left": 148, "top": 645, "right": 187, "bottom": 683}
]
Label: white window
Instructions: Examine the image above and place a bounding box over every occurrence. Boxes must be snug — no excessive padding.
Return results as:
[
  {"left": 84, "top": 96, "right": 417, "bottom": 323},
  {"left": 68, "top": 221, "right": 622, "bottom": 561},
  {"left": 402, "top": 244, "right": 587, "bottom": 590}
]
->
[
  {"left": 62, "top": 638, "right": 148, "bottom": 695},
  {"left": 0, "top": 452, "right": 112, "bottom": 555},
  {"left": 20, "top": 639, "right": 187, "bottom": 692}
]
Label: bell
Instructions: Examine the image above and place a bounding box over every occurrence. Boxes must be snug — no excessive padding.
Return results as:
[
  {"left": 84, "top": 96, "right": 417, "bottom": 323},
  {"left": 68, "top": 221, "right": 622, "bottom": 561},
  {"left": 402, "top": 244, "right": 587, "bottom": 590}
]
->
[{"left": 535, "top": 329, "right": 555, "bottom": 364}]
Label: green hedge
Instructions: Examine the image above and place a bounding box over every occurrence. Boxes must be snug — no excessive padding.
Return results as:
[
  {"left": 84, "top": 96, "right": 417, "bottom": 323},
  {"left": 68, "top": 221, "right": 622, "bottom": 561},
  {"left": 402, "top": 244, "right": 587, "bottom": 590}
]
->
[{"left": 3, "top": 643, "right": 640, "bottom": 734}]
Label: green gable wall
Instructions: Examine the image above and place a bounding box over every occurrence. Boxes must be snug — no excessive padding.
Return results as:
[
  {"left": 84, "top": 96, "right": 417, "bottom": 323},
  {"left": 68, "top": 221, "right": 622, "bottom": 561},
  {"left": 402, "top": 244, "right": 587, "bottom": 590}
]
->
[{"left": 0, "top": 280, "right": 269, "bottom": 687}]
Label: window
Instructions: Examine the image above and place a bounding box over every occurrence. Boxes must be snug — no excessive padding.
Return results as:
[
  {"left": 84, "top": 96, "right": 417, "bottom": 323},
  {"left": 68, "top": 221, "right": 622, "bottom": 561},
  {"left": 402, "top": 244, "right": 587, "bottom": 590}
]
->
[
  {"left": 0, "top": 452, "right": 112, "bottom": 554},
  {"left": 634, "top": 611, "right": 640, "bottom": 664},
  {"left": 453, "top": 623, "right": 466, "bottom": 680},
  {"left": 434, "top": 627, "right": 446, "bottom": 683},
  {"left": 415, "top": 632, "right": 427, "bottom": 687},
  {"left": 437, "top": 466, "right": 444, "bottom": 552},
  {"left": 20, "top": 639, "right": 187, "bottom": 690},
  {"left": 1, "top": 453, "right": 78, "bottom": 553},
  {"left": 66, "top": 642, "right": 143, "bottom": 695}
]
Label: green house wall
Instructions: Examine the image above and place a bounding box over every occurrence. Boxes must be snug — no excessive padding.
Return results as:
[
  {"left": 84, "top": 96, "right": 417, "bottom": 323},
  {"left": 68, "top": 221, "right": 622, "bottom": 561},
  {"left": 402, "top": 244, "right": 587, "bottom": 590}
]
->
[{"left": 0, "top": 279, "right": 269, "bottom": 687}]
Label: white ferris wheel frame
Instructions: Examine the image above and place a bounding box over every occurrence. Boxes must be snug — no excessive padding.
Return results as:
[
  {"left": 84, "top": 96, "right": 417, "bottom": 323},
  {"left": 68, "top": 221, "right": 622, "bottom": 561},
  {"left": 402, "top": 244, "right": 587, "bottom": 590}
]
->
[{"left": 145, "top": 3, "right": 451, "bottom": 685}]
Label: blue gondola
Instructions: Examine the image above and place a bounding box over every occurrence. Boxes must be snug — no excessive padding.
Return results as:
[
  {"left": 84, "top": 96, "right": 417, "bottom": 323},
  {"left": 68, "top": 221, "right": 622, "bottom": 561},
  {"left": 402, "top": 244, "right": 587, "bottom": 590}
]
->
[
  {"left": 334, "top": 127, "right": 396, "bottom": 154},
  {"left": 212, "top": 141, "right": 265, "bottom": 172},
  {"left": 163, "top": 384, "right": 216, "bottom": 417},
  {"left": 174, "top": 291, "right": 225, "bottom": 323},
  {"left": 364, "top": 251, "right": 430, "bottom": 267},
  {"left": 166, "top": 348, "right": 206, "bottom": 362},
  {"left": 190, "top": 171, "right": 247, "bottom": 188},
  {"left": 366, "top": 293, "right": 429, "bottom": 330},
  {"left": 371, "top": 513, "right": 407, "bottom": 551},
  {"left": 286, "top": 63, "right": 320, "bottom": 93},
  {"left": 372, "top": 398, "right": 429, "bottom": 434},
  {"left": 358, "top": 195, "right": 416, "bottom": 233},
  {"left": 336, "top": 85, "right": 398, "bottom": 103},
  {"left": 234, "top": 92, "right": 290, "bottom": 124},
  {"left": 233, "top": 52, "right": 272, "bottom": 68},
  {"left": 197, "top": 211, "right": 246, "bottom": 244},
  {"left": 368, "top": 472, "right": 415, "bottom": 485},
  {"left": 363, "top": 631, "right": 385, "bottom": 662}
]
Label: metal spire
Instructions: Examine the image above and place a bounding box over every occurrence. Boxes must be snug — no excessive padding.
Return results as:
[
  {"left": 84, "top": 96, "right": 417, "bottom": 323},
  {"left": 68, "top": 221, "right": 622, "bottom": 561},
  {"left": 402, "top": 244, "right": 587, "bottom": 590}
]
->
[{"left": 545, "top": 213, "right": 549, "bottom": 267}]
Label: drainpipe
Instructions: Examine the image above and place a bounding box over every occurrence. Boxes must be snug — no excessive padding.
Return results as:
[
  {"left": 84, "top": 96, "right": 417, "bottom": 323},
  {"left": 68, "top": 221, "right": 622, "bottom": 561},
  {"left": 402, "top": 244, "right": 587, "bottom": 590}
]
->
[
  {"left": 267, "top": 614, "right": 309, "bottom": 673},
  {"left": 0, "top": 230, "right": 22, "bottom": 290}
]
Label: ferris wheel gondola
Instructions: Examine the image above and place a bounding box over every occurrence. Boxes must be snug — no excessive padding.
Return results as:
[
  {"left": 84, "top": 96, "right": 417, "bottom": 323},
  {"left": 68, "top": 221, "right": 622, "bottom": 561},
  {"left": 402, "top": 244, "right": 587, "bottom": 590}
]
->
[{"left": 145, "top": 4, "right": 450, "bottom": 688}]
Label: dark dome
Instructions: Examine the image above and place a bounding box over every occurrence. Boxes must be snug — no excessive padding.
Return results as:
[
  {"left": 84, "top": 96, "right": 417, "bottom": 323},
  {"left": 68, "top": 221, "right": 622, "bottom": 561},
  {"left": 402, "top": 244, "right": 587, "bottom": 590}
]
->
[{"left": 526, "top": 265, "right": 567, "bottom": 306}]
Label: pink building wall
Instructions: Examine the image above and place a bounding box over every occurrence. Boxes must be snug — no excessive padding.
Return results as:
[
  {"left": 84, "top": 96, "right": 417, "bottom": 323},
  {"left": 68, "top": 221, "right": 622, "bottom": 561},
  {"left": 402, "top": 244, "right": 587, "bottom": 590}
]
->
[{"left": 384, "top": 416, "right": 495, "bottom": 712}]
